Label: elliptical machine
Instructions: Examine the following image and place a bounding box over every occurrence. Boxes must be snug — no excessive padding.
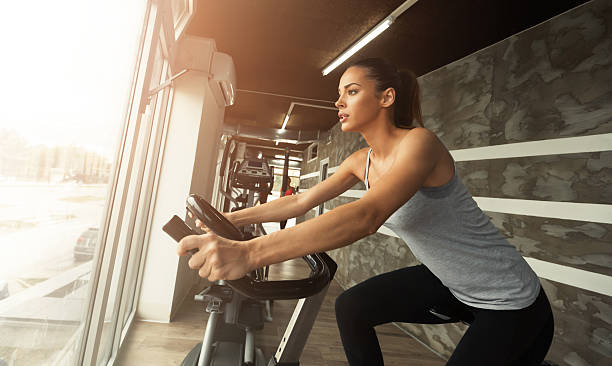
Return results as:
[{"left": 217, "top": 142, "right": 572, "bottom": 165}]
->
[
  {"left": 163, "top": 194, "right": 337, "bottom": 366},
  {"left": 217, "top": 139, "right": 273, "bottom": 211},
  {"left": 229, "top": 157, "right": 273, "bottom": 211}
]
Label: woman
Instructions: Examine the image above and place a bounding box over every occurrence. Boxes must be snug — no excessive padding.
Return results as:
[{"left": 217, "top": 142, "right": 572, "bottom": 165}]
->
[
  {"left": 178, "top": 58, "right": 554, "bottom": 365},
  {"left": 285, "top": 185, "right": 296, "bottom": 196}
]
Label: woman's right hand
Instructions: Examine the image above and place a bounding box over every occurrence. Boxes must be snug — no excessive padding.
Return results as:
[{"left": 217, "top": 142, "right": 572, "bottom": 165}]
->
[{"left": 188, "top": 210, "right": 236, "bottom": 233}]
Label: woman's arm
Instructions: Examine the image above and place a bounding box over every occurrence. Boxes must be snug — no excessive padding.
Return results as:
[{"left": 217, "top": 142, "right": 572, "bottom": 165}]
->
[
  {"left": 226, "top": 194, "right": 304, "bottom": 227},
  {"left": 247, "top": 130, "right": 443, "bottom": 269},
  {"left": 226, "top": 154, "right": 362, "bottom": 227},
  {"left": 179, "top": 129, "right": 444, "bottom": 281}
]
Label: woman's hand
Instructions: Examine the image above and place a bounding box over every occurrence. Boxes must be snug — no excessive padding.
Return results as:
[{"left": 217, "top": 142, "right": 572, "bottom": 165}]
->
[
  {"left": 188, "top": 211, "right": 236, "bottom": 232},
  {"left": 177, "top": 232, "right": 253, "bottom": 282}
]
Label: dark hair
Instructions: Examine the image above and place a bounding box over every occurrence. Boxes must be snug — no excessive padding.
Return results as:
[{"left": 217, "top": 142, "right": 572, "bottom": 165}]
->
[{"left": 347, "top": 58, "right": 423, "bottom": 129}]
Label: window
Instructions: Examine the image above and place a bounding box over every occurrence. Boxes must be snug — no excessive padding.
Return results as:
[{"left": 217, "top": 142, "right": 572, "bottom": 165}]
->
[
  {"left": 308, "top": 143, "right": 318, "bottom": 162},
  {"left": 0, "top": 1, "right": 146, "bottom": 365},
  {"left": 80, "top": 3, "right": 178, "bottom": 365},
  {"left": 170, "top": 0, "right": 195, "bottom": 40}
]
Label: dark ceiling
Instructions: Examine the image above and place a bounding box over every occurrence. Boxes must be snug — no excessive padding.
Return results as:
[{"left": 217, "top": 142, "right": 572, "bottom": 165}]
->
[{"left": 187, "top": 0, "right": 588, "bottom": 151}]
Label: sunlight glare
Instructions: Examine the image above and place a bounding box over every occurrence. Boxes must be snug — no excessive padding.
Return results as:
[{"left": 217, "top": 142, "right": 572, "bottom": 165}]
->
[{"left": 0, "top": 0, "right": 146, "bottom": 158}]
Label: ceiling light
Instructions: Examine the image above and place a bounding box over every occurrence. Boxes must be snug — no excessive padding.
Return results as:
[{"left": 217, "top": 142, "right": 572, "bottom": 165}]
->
[
  {"left": 275, "top": 138, "right": 299, "bottom": 145},
  {"left": 274, "top": 154, "right": 303, "bottom": 161},
  {"left": 321, "top": 0, "right": 419, "bottom": 76},
  {"left": 274, "top": 154, "right": 302, "bottom": 161},
  {"left": 323, "top": 19, "right": 392, "bottom": 76},
  {"left": 279, "top": 101, "right": 336, "bottom": 130},
  {"left": 281, "top": 114, "right": 290, "bottom": 130}
]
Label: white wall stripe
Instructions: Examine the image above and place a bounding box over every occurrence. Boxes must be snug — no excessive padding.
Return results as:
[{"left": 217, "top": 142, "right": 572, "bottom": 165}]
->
[
  {"left": 328, "top": 166, "right": 338, "bottom": 174},
  {"left": 524, "top": 257, "right": 612, "bottom": 297},
  {"left": 296, "top": 131, "right": 612, "bottom": 297},
  {"left": 342, "top": 189, "right": 364, "bottom": 198},
  {"left": 307, "top": 207, "right": 611, "bottom": 296},
  {"left": 376, "top": 225, "right": 399, "bottom": 238},
  {"left": 335, "top": 190, "right": 612, "bottom": 224},
  {"left": 450, "top": 133, "right": 612, "bottom": 162},
  {"left": 299, "top": 171, "right": 319, "bottom": 180},
  {"left": 473, "top": 197, "right": 612, "bottom": 224},
  {"left": 299, "top": 132, "right": 611, "bottom": 181}
]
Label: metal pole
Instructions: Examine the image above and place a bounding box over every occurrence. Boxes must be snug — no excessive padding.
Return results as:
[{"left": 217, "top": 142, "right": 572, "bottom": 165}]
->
[
  {"left": 244, "top": 328, "right": 255, "bottom": 364},
  {"left": 279, "top": 148, "right": 290, "bottom": 229},
  {"left": 198, "top": 310, "right": 221, "bottom": 366}
]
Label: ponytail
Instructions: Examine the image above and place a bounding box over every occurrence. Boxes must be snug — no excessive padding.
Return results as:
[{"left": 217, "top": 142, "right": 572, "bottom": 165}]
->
[
  {"left": 395, "top": 70, "right": 423, "bottom": 128},
  {"left": 347, "top": 58, "right": 423, "bottom": 129}
]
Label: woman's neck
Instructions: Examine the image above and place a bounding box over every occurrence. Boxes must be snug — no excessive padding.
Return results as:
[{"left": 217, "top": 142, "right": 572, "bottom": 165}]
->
[{"left": 361, "top": 117, "right": 406, "bottom": 159}]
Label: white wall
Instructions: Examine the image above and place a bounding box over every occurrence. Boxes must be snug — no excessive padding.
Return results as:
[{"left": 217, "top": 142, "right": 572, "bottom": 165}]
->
[
  {"left": 136, "top": 36, "right": 226, "bottom": 322},
  {"left": 171, "top": 77, "right": 226, "bottom": 317}
]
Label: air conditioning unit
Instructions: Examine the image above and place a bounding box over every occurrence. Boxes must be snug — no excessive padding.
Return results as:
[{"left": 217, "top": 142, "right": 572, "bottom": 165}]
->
[{"left": 209, "top": 52, "right": 237, "bottom": 107}]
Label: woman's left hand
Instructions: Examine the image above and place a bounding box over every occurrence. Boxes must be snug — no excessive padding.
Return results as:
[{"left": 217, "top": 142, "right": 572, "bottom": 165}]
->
[{"left": 177, "top": 232, "right": 253, "bottom": 282}]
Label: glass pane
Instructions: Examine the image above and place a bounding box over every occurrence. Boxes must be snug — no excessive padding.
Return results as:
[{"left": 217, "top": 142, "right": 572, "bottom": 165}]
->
[
  {"left": 97, "top": 103, "right": 155, "bottom": 365},
  {"left": 0, "top": 1, "right": 145, "bottom": 365},
  {"left": 170, "top": 0, "right": 189, "bottom": 25},
  {"left": 122, "top": 64, "right": 172, "bottom": 329},
  {"left": 148, "top": 37, "right": 167, "bottom": 93},
  {"left": 97, "top": 37, "right": 167, "bottom": 366}
]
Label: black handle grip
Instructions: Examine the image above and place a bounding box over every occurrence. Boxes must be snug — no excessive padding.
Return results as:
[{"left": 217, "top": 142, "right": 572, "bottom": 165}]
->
[
  {"left": 186, "top": 195, "right": 244, "bottom": 240},
  {"left": 162, "top": 215, "right": 199, "bottom": 255},
  {"left": 228, "top": 251, "right": 337, "bottom": 300},
  {"left": 183, "top": 194, "right": 337, "bottom": 300}
]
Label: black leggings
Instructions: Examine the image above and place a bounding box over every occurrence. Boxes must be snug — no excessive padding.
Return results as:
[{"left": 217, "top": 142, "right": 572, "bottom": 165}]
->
[{"left": 335, "top": 265, "right": 554, "bottom": 366}]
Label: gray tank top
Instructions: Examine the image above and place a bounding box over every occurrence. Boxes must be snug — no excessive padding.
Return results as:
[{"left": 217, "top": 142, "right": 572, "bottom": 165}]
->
[{"left": 365, "top": 148, "right": 540, "bottom": 310}]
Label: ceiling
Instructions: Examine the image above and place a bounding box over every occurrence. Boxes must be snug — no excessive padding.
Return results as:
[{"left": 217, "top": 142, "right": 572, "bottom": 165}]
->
[{"left": 187, "top": 0, "right": 588, "bottom": 152}]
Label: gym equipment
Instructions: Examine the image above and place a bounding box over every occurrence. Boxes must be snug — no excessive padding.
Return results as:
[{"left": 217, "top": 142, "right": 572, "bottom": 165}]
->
[
  {"left": 215, "top": 141, "right": 276, "bottom": 321},
  {"left": 217, "top": 138, "right": 274, "bottom": 219},
  {"left": 165, "top": 194, "right": 337, "bottom": 366},
  {"left": 230, "top": 158, "right": 274, "bottom": 211}
]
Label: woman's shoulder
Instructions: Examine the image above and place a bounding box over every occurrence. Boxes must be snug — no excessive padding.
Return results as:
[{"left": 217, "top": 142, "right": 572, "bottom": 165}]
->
[
  {"left": 347, "top": 147, "right": 371, "bottom": 164},
  {"left": 400, "top": 127, "right": 455, "bottom": 184},
  {"left": 394, "top": 128, "right": 450, "bottom": 171},
  {"left": 398, "top": 127, "right": 443, "bottom": 151},
  {"left": 336, "top": 147, "right": 370, "bottom": 175},
  {"left": 403, "top": 126, "right": 437, "bottom": 140},
  {"left": 342, "top": 147, "right": 370, "bottom": 161}
]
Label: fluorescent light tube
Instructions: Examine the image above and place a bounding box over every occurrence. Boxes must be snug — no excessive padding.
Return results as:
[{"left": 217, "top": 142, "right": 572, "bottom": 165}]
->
[
  {"left": 275, "top": 154, "right": 302, "bottom": 161},
  {"left": 322, "top": 18, "right": 393, "bottom": 76},
  {"left": 321, "top": 0, "right": 419, "bottom": 76},
  {"left": 281, "top": 114, "right": 290, "bottom": 129}
]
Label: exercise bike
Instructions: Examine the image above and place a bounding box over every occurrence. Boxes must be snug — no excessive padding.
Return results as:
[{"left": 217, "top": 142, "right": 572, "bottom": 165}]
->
[{"left": 163, "top": 194, "right": 337, "bottom": 366}]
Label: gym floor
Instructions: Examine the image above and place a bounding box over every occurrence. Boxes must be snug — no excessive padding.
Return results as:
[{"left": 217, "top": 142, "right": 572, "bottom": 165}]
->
[{"left": 116, "top": 256, "right": 445, "bottom": 365}]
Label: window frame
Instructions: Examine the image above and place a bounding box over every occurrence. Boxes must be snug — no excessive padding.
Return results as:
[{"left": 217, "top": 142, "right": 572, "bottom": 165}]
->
[
  {"left": 307, "top": 143, "right": 319, "bottom": 163},
  {"left": 75, "top": 1, "right": 184, "bottom": 364}
]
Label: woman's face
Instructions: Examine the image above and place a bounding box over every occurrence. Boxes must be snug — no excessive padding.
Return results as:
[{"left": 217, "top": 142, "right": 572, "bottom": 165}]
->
[{"left": 335, "top": 66, "right": 384, "bottom": 132}]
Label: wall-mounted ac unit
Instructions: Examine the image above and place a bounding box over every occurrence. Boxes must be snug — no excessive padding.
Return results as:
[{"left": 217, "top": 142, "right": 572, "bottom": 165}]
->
[{"left": 209, "top": 52, "right": 236, "bottom": 107}]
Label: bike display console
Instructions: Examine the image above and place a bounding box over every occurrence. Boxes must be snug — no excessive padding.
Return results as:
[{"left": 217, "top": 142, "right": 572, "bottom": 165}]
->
[{"left": 232, "top": 159, "right": 273, "bottom": 191}]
